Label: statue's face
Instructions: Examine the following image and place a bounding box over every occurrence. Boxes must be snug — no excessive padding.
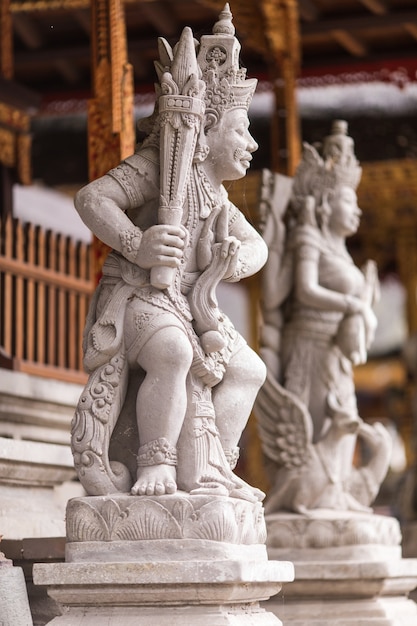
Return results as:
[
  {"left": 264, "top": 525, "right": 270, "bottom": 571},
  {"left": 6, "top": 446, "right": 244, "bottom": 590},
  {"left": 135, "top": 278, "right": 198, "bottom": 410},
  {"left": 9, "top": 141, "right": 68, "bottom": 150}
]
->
[
  {"left": 328, "top": 185, "right": 361, "bottom": 237},
  {"left": 205, "top": 108, "right": 258, "bottom": 184}
]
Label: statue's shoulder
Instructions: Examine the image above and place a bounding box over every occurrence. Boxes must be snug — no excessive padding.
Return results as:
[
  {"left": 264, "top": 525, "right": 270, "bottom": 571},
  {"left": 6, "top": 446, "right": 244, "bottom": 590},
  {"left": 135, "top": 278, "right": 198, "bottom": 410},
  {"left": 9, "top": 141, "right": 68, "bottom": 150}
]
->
[
  {"left": 124, "top": 144, "right": 159, "bottom": 176},
  {"left": 107, "top": 145, "right": 160, "bottom": 206},
  {"left": 293, "top": 223, "right": 323, "bottom": 251}
]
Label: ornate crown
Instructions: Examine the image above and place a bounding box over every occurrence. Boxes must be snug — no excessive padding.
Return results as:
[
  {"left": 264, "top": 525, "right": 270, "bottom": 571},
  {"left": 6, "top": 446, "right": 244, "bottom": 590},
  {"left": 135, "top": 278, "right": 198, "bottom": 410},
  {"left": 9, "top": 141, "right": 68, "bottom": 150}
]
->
[
  {"left": 292, "top": 120, "right": 362, "bottom": 202},
  {"left": 197, "top": 4, "right": 257, "bottom": 122},
  {"left": 140, "top": 4, "right": 256, "bottom": 137}
]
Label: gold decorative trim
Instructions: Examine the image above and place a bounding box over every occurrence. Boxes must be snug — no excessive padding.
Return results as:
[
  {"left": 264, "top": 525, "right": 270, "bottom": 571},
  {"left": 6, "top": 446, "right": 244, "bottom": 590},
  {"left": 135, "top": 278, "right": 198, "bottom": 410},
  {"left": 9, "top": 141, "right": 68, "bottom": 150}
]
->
[
  {"left": 11, "top": 0, "right": 89, "bottom": 11},
  {"left": 0, "top": 127, "right": 16, "bottom": 168},
  {"left": 0, "top": 102, "right": 30, "bottom": 131},
  {"left": 10, "top": 0, "right": 138, "bottom": 12},
  {"left": 1, "top": 0, "right": 13, "bottom": 79},
  {"left": 17, "top": 132, "right": 32, "bottom": 185}
]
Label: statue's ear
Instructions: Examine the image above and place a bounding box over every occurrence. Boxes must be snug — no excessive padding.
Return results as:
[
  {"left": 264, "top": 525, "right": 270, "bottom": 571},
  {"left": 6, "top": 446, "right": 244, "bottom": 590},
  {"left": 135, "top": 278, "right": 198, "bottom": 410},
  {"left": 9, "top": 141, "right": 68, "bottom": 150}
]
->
[
  {"left": 300, "top": 195, "right": 317, "bottom": 227},
  {"left": 203, "top": 111, "right": 219, "bottom": 133},
  {"left": 316, "top": 190, "right": 332, "bottom": 228}
]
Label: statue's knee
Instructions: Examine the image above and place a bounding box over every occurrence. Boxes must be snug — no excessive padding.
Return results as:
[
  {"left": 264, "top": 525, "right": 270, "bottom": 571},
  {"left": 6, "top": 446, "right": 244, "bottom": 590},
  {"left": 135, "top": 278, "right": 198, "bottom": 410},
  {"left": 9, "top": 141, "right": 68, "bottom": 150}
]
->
[
  {"left": 252, "top": 351, "right": 267, "bottom": 387},
  {"left": 163, "top": 328, "right": 193, "bottom": 369},
  {"left": 235, "top": 346, "right": 266, "bottom": 388},
  {"left": 143, "top": 326, "right": 193, "bottom": 373}
]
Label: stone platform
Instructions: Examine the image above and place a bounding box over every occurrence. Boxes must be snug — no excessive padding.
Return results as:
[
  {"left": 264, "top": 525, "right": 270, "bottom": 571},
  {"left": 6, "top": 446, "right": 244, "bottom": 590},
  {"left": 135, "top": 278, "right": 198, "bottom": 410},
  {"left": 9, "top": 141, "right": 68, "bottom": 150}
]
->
[
  {"left": 264, "top": 510, "right": 417, "bottom": 626},
  {"left": 33, "top": 493, "right": 294, "bottom": 625}
]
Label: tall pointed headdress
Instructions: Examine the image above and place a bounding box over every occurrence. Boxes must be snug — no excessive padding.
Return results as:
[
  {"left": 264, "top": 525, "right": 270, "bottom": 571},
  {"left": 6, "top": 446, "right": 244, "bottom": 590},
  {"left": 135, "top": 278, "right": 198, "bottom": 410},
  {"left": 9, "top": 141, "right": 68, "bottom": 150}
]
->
[
  {"left": 197, "top": 4, "right": 257, "bottom": 127},
  {"left": 292, "top": 120, "right": 362, "bottom": 202}
]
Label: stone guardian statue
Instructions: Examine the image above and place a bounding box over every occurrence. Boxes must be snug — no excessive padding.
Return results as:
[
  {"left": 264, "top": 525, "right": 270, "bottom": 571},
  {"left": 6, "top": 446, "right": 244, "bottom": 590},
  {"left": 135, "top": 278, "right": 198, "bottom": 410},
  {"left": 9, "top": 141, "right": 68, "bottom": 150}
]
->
[
  {"left": 72, "top": 4, "right": 268, "bottom": 505},
  {"left": 32, "top": 10, "right": 296, "bottom": 624}
]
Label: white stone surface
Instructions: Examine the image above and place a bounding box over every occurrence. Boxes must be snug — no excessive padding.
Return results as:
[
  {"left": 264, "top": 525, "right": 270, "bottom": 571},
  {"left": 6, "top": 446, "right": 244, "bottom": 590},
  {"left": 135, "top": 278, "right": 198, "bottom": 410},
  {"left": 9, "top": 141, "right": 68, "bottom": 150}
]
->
[
  {"left": 0, "top": 438, "right": 74, "bottom": 486},
  {"left": 264, "top": 512, "right": 417, "bottom": 625},
  {"left": 33, "top": 559, "right": 293, "bottom": 625},
  {"left": 13, "top": 183, "right": 91, "bottom": 243},
  {"left": 267, "top": 559, "right": 417, "bottom": 626},
  {"left": 266, "top": 509, "right": 402, "bottom": 562},
  {"left": 0, "top": 368, "right": 82, "bottom": 406},
  {"left": 39, "top": 605, "right": 283, "bottom": 626},
  {"left": 65, "top": 493, "right": 267, "bottom": 545},
  {"left": 0, "top": 565, "right": 33, "bottom": 626},
  {"left": 0, "top": 370, "right": 84, "bottom": 539},
  {"left": 0, "top": 368, "right": 83, "bottom": 445},
  {"left": 267, "top": 594, "right": 417, "bottom": 626}
]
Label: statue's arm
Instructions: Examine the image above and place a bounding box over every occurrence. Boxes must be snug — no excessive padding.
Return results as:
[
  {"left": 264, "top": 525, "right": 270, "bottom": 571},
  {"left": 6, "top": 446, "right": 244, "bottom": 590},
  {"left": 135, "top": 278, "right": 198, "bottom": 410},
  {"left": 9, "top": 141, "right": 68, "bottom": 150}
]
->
[
  {"left": 295, "top": 243, "right": 361, "bottom": 313},
  {"left": 74, "top": 156, "right": 186, "bottom": 269},
  {"left": 74, "top": 174, "right": 136, "bottom": 253},
  {"left": 223, "top": 207, "right": 268, "bottom": 282}
]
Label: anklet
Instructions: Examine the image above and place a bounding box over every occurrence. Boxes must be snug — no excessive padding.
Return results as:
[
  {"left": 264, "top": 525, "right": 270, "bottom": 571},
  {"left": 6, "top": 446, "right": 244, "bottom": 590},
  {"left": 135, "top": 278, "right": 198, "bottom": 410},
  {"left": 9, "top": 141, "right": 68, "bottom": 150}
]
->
[{"left": 137, "top": 437, "right": 177, "bottom": 466}]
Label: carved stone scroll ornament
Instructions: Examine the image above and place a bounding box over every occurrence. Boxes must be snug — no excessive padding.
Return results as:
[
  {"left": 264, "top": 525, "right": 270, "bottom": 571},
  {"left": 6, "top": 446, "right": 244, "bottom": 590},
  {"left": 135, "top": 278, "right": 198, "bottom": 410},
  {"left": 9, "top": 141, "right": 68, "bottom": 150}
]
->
[{"left": 255, "top": 121, "right": 392, "bottom": 515}]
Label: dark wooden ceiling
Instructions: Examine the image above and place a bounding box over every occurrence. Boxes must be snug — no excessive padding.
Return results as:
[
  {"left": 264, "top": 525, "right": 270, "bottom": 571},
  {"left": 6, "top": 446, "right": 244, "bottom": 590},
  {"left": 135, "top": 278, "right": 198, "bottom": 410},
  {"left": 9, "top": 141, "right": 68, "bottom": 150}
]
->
[
  {"left": 9, "top": 0, "right": 417, "bottom": 102},
  {"left": 5, "top": 0, "right": 417, "bottom": 187}
]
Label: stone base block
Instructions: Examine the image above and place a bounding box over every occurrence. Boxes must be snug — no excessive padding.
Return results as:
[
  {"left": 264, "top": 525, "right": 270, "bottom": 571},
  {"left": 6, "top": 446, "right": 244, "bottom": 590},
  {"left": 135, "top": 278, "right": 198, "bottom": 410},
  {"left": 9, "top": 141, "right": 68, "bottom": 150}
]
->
[
  {"left": 33, "top": 559, "right": 294, "bottom": 625},
  {"left": 33, "top": 494, "right": 294, "bottom": 624},
  {"left": 265, "top": 511, "right": 417, "bottom": 626},
  {"left": 266, "top": 509, "right": 403, "bottom": 561},
  {"left": 267, "top": 595, "right": 417, "bottom": 626},
  {"left": 273, "top": 558, "right": 417, "bottom": 625},
  {"left": 33, "top": 605, "right": 282, "bottom": 626}
]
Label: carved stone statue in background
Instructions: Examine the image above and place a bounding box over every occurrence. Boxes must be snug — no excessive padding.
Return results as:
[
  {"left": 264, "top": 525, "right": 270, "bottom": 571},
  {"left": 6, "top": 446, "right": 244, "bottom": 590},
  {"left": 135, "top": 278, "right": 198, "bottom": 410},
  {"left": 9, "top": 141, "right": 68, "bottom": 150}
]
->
[
  {"left": 72, "top": 5, "right": 267, "bottom": 504},
  {"left": 255, "top": 121, "right": 392, "bottom": 515}
]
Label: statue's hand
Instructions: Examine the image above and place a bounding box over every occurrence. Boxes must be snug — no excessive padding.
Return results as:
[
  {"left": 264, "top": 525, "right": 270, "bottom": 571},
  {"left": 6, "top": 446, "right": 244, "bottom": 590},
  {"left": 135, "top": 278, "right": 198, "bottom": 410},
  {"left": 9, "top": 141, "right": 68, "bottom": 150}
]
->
[
  {"left": 221, "top": 236, "right": 241, "bottom": 279},
  {"left": 362, "top": 304, "right": 378, "bottom": 348},
  {"left": 357, "top": 421, "right": 392, "bottom": 489},
  {"left": 345, "top": 296, "right": 378, "bottom": 349},
  {"left": 136, "top": 224, "right": 187, "bottom": 270},
  {"left": 358, "top": 421, "right": 392, "bottom": 456}
]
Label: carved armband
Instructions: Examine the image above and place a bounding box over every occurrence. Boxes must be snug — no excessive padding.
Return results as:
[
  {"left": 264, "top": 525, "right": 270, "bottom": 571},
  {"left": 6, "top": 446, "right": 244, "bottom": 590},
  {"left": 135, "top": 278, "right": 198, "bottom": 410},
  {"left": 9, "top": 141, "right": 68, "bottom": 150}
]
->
[
  {"left": 137, "top": 437, "right": 178, "bottom": 467},
  {"left": 119, "top": 226, "right": 143, "bottom": 264},
  {"left": 228, "top": 204, "right": 240, "bottom": 228}
]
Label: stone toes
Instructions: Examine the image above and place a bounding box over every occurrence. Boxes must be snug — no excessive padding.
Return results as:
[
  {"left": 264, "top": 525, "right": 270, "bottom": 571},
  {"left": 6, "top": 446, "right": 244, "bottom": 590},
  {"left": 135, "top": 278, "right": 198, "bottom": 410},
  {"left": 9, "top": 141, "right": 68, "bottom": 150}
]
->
[
  {"left": 138, "top": 482, "right": 148, "bottom": 495},
  {"left": 165, "top": 481, "right": 177, "bottom": 494},
  {"left": 155, "top": 481, "right": 165, "bottom": 495}
]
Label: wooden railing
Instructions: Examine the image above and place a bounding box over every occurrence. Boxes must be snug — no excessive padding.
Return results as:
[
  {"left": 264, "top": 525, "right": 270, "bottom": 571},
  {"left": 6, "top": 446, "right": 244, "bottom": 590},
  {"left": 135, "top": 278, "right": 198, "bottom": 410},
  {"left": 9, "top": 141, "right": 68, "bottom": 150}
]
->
[{"left": 0, "top": 213, "right": 94, "bottom": 384}]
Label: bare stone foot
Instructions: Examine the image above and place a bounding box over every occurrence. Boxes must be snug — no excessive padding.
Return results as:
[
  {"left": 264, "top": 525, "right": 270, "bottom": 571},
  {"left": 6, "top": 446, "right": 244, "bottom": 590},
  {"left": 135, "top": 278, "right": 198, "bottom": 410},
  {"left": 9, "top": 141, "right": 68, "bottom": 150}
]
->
[
  {"left": 230, "top": 474, "right": 265, "bottom": 502},
  {"left": 131, "top": 464, "right": 177, "bottom": 496}
]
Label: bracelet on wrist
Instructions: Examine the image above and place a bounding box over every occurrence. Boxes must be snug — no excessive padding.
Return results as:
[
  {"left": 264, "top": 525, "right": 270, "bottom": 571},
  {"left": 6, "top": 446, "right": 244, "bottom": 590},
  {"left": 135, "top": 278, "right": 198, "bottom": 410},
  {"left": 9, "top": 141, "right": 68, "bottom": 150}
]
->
[{"left": 120, "top": 226, "right": 143, "bottom": 264}]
